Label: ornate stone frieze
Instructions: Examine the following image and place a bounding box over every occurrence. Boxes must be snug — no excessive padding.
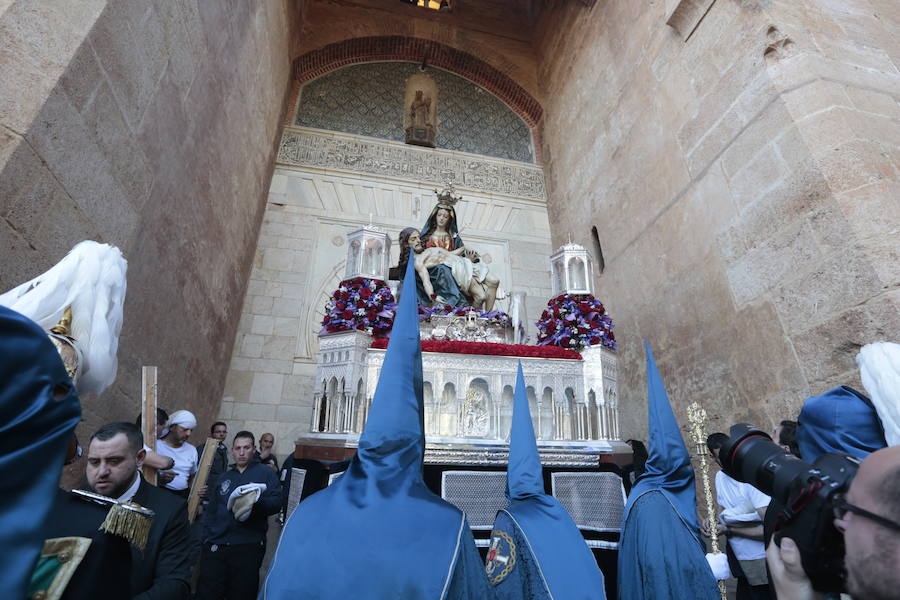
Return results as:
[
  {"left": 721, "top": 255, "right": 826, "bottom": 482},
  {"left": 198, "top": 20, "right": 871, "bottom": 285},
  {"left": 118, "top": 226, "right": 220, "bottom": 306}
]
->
[{"left": 277, "top": 127, "right": 547, "bottom": 200}]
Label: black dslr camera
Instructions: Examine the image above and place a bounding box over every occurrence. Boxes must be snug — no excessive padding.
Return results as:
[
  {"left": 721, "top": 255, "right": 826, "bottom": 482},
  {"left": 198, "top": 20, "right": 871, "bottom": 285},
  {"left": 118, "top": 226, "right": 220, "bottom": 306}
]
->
[{"left": 718, "top": 424, "right": 860, "bottom": 593}]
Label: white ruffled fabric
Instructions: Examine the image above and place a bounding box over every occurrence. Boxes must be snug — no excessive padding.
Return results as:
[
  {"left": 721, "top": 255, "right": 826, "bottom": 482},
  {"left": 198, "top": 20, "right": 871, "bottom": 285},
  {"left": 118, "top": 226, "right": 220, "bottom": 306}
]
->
[
  {"left": 0, "top": 241, "right": 126, "bottom": 396},
  {"left": 857, "top": 342, "right": 900, "bottom": 446}
]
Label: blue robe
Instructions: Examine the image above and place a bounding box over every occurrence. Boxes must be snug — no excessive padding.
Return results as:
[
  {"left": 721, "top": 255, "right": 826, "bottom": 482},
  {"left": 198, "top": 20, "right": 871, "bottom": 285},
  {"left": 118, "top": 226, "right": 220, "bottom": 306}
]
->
[
  {"left": 618, "top": 342, "right": 719, "bottom": 600},
  {"left": 488, "top": 364, "right": 606, "bottom": 600},
  {"left": 619, "top": 491, "right": 720, "bottom": 600},
  {"left": 262, "top": 259, "right": 493, "bottom": 599}
]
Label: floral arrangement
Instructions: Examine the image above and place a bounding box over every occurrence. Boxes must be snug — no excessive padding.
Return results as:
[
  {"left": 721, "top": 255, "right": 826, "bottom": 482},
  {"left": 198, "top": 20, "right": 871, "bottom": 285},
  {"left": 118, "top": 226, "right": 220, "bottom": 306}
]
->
[
  {"left": 418, "top": 304, "right": 513, "bottom": 328},
  {"left": 536, "top": 293, "right": 616, "bottom": 351},
  {"left": 370, "top": 338, "right": 582, "bottom": 360},
  {"left": 320, "top": 277, "right": 396, "bottom": 338}
]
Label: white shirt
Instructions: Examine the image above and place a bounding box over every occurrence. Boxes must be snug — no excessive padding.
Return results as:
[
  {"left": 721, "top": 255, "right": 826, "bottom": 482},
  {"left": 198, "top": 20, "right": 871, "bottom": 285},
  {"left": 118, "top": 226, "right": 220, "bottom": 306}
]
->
[
  {"left": 715, "top": 470, "right": 769, "bottom": 560},
  {"left": 155, "top": 440, "right": 199, "bottom": 490},
  {"left": 117, "top": 473, "right": 141, "bottom": 503}
]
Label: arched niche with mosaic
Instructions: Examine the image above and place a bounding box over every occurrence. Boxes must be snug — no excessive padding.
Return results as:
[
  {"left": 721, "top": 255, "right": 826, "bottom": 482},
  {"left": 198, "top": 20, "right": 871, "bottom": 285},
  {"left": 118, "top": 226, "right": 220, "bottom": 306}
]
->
[{"left": 294, "top": 62, "right": 534, "bottom": 163}]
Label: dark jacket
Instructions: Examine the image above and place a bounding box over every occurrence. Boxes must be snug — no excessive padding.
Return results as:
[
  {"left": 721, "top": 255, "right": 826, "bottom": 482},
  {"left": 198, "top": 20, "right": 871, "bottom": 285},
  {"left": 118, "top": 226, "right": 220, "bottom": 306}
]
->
[
  {"left": 203, "top": 462, "right": 281, "bottom": 545},
  {"left": 131, "top": 479, "right": 192, "bottom": 600},
  {"left": 41, "top": 489, "right": 132, "bottom": 600}
]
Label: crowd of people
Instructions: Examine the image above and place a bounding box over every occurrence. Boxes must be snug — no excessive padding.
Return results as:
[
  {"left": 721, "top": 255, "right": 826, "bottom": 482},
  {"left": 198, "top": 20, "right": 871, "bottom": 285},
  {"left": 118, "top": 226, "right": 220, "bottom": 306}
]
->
[
  {"left": 68, "top": 413, "right": 286, "bottom": 599},
  {"left": 4, "top": 243, "right": 900, "bottom": 599}
]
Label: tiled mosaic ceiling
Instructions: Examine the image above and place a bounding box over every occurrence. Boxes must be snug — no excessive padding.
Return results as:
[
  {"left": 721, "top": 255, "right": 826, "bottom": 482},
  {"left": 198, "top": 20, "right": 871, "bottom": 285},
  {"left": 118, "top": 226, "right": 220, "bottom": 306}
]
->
[{"left": 295, "top": 62, "right": 534, "bottom": 163}]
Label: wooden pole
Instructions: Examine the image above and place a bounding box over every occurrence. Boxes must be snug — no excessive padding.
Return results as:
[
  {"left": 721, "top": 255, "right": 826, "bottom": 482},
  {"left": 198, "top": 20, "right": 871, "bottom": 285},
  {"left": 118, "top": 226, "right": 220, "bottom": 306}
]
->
[
  {"left": 141, "top": 366, "right": 158, "bottom": 485},
  {"left": 188, "top": 438, "right": 219, "bottom": 523}
]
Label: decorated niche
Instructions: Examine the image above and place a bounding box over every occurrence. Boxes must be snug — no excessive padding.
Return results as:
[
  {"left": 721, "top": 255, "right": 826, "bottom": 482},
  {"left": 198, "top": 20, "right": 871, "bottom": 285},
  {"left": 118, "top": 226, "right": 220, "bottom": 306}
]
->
[
  {"left": 404, "top": 73, "right": 438, "bottom": 148},
  {"left": 549, "top": 242, "right": 594, "bottom": 296},
  {"left": 345, "top": 225, "right": 391, "bottom": 281}
]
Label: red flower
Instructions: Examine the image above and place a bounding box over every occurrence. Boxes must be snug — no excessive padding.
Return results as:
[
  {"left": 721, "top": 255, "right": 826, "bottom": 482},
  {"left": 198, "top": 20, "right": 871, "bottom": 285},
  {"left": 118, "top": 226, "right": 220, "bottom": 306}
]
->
[
  {"left": 335, "top": 301, "right": 346, "bottom": 310},
  {"left": 589, "top": 336, "right": 600, "bottom": 345},
  {"left": 577, "top": 302, "right": 591, "bottom": 313},
  {"left": 360, "top": 287, "right": 372, "bottom": 299},
  {"left": 367, "top": 310, "right": 377, "bottom": 320},
  {"left": 342, "top": 310, "right": 353, "bottom": 320},
  {"left": 323, "top": 316, "right": 331, "bottom": 323},
  {"left": 546, "top": 322, "right": 557, "bottom": 334}
]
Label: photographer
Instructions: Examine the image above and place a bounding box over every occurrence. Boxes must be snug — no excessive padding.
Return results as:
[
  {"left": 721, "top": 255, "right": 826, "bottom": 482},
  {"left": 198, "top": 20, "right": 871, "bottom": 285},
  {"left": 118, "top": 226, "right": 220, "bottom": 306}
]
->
[
  {"left": 767, "top": 446, "right": 900, "bottom": 600},
  {"left": 707, "top": 433, "right": 772, "bottom": 600}
]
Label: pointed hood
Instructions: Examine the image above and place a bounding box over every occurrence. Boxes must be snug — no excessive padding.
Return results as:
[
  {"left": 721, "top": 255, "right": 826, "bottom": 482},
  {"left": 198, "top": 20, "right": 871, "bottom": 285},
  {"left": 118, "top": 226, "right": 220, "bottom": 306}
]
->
[
  {"left": 490, "top": 362, "right": 605, "bottom": 599},
  {"left": 262, "top": 259, "right": 468, "bottom": 599},
  {"left": 623, "top": 341, "right": 699, "bottom": 531},
  {"left": 507, "top": 363, "right": 544, "bottom": 500}
]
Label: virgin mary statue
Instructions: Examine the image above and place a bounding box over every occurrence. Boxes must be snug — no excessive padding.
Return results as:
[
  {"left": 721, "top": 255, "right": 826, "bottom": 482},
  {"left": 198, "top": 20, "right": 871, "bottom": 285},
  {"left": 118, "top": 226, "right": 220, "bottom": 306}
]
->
[{"left": 420, "top": 192, "right": 499, "bottom": 310}]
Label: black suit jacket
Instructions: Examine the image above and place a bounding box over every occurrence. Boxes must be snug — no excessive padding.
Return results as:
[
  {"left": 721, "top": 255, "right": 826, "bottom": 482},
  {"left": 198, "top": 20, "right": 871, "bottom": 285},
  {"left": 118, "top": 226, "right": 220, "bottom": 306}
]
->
[{"left": 131, "top": 479, "right": 191, "bottom": 600}]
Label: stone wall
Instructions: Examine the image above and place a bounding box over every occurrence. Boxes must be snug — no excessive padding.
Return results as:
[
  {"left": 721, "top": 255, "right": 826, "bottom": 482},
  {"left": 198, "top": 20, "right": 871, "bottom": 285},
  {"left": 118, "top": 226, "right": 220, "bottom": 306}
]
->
[
  {"left": 536, "top": 0, "right": 900, "bottom": 438},
  {"left": 0, "top": 0, "right": 301, "bottom": 480},
  {"left": 220, "top": 127, "right": 553, "bottom": 457}
]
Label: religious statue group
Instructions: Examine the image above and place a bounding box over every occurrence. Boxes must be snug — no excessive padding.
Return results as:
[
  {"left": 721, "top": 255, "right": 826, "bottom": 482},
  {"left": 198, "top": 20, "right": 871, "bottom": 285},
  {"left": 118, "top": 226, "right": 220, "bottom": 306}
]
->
[{"left": 399, "top": 190, "right": 500, "bottom": 311}]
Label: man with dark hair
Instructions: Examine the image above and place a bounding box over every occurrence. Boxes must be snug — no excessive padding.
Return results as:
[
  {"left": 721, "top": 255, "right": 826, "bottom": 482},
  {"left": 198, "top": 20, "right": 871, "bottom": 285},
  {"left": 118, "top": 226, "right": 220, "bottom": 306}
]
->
[
  {"left": 85, "top": 422, "right": 191, "bottom": 599},
  {"left": 195, "top": 430, "right": 282, "bottom": 599},
  {"left": 768, "top": 445, "right": 900, "bottom": 600},
  {"left": 198, "top": 421, "right": 229, "bottom": 492},
  {"left": 706, "top": 433, "right": 772, "bottom": 600},
  {"left": 774, "top": 420, "right": 800, "bottom": 457}
]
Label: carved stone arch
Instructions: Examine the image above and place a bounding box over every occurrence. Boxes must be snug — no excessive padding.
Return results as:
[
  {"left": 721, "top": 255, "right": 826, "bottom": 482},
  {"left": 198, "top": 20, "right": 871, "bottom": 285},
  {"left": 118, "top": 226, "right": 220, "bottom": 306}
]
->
[{"left": 290, "top": 36, "right": 543, "bottom": 138}]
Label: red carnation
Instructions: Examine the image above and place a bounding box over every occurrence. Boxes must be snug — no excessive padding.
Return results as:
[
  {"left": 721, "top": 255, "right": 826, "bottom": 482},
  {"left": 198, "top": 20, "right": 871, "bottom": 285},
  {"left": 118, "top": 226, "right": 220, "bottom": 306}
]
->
[
  {"left": 552, "top": 306, "right": 562, "bottom": 317},
  {"left": 336, "top": 301, "right": 346, "bottom": 310},
  {"left": 360, "top": 287, "right": 372, "bottom": 299},
  {"left": 367, "top": 310, "right": 377, "bottom": 320},
  {"left": 342, "top": 310, "right": 353, "bottom": 320},
  {"left": 323, "top": 316, "right": 330, "bottom": 323},
  {"left": 546, "top": 322, "right": 557, "bottom": 334},
  {"left": 577, "top": 302, "right": 591, "bottom": 313},
  {"left": 589, "top": 336, "right": 600, "bottom": 345}
]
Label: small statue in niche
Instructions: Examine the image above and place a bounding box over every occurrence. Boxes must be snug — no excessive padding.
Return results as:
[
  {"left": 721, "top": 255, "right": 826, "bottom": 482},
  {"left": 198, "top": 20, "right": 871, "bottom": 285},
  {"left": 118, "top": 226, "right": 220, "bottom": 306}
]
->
[
  {"left": 410, "top": 90, "right": 432, "bottom": 128},
  {"left": 405, "top": 84, "right": 436, "bottom": 148}
]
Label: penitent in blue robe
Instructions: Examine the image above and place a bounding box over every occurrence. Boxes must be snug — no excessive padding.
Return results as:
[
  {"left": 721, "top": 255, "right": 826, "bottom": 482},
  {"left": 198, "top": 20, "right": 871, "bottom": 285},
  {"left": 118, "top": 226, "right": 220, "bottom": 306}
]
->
[
  {"left": 617, "top": 342, "right": 719, "bottom": 600},
  {"left": 488, "top": 364, "right": 606, "bottom": 600},
  {"left": 0, "top": 306, "right": 81, "bottom": 598},
  {"left": 261, "top": 259, "right": 494, "bottom": 599}
]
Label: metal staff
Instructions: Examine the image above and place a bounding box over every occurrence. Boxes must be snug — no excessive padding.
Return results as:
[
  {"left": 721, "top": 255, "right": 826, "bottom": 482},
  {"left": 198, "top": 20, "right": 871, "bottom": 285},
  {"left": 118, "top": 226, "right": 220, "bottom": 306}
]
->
[{"left": 687, "top": 401, "right": 727, "bottom": 600}]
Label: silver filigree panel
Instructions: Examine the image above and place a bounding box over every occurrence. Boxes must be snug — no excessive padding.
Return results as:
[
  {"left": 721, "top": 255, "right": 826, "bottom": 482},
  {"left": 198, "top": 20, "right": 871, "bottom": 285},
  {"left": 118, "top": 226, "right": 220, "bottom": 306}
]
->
[
  {"left": 550, "top": 472, "right": 626, "bottom": 533},
  {"left": 441, "top": 471, "right": 508, "bottom": 529}
]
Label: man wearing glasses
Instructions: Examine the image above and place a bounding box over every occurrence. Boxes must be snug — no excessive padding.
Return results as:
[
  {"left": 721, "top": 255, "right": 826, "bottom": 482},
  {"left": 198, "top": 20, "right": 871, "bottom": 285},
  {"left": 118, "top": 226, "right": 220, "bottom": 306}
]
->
[{"left": 767, "top": 445, "right": 900, "bottom": 600}]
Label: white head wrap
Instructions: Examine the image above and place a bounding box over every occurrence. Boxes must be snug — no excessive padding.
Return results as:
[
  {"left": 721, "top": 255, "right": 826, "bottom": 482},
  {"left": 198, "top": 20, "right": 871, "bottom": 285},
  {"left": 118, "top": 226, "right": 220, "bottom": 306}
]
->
[
  {"left": 167, "top": 410, "right": 197, "bottom": 430},
  {"left": 857, "top": 342, "right": 900, "bottom": 446}
]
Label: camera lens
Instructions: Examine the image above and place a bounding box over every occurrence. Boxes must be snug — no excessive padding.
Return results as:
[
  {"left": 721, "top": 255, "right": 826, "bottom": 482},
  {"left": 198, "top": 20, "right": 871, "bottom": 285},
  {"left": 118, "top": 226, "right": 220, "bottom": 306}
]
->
[{"left": 719, "top": 424, "right": 808, "bottom": 501}]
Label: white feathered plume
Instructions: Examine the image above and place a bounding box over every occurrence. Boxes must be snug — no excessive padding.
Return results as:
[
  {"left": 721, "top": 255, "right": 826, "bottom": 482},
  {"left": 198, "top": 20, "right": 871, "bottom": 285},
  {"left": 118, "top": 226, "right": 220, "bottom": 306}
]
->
[
  {"left": 857, "top": 342, "right": 900, "bottom": 446},
  {"left": 0, "top": 241, "right": 127, "bottom": 396}
]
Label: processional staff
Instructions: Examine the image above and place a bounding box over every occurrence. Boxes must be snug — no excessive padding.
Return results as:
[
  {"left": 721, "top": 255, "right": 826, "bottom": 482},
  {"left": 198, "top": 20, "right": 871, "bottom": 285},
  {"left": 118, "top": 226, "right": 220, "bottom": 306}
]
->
[{"left": 687, "top": 401, "right": 728, "bottom": 600}]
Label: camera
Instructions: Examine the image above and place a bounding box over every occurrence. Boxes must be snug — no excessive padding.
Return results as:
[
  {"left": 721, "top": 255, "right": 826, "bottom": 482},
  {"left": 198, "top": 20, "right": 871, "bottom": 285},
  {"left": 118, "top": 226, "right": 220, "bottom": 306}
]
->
[{"left": 718, "top": 424, "right": 860, "bottom": 593}]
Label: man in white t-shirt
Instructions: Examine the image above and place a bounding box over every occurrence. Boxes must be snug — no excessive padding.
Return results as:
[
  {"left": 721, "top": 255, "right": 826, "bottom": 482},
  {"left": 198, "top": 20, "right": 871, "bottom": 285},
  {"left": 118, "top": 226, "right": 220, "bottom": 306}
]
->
[
  {"left": 156, "top": 409, "right": 199, "bottom": 499},
  {"left": 706, "top": 432, "right": 773, "bottom": 600}
]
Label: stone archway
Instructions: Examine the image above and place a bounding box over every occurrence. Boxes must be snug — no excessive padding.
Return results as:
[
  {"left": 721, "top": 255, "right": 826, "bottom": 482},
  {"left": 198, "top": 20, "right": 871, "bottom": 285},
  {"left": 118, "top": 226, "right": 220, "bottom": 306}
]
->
[{"left": 290, "top": 36, "right": 543, "bottom": 128}]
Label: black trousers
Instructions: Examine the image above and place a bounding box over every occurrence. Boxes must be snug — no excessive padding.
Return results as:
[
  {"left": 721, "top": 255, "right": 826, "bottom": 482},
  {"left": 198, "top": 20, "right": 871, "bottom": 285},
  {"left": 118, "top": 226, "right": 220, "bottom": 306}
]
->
[{"left": 194, "top": 541, "right": 265, "bottom": 600}]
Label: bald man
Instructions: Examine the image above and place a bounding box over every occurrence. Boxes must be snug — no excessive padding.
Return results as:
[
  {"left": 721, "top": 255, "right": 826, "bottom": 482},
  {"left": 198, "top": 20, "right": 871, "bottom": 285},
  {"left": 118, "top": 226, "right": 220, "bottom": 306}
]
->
[{"left": 767, "top": 445, "right": 900, "bottom": 600}]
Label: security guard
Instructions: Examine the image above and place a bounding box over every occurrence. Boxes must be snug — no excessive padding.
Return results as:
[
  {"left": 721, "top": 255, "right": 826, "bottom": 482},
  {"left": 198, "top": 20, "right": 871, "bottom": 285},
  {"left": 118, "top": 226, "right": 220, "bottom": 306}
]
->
[{"left": 195, "top": 431, "right": 281, "bottom": 600}]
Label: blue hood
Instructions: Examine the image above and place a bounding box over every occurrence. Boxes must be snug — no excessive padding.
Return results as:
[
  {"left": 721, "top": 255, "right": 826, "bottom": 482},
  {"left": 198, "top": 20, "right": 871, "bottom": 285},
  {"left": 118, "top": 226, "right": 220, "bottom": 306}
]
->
[
  {"left": 262, "top": 259, "right": 470, "bottom": 599},
  {"left": 623, "top": 341, "right": 699, "bottom": 532},
  {"left": 0, "top": 306, "right": 81, "bottom": 598},
  {"left": 492, "top": 362, "right": 605, "bottom": 599},
  {"left": 797, "top": 385, "right": 886, "bottom": 461}
]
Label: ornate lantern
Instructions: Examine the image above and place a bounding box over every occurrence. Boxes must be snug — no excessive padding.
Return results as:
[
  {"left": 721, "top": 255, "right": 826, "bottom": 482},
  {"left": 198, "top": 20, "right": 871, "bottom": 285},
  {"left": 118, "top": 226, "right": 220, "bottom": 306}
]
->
[
  {"left": 549, "top": 242, "right": 594, "bottom": 296},
  {"left": 345, "top": 224, "right": 391, "bottom": 282}
]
